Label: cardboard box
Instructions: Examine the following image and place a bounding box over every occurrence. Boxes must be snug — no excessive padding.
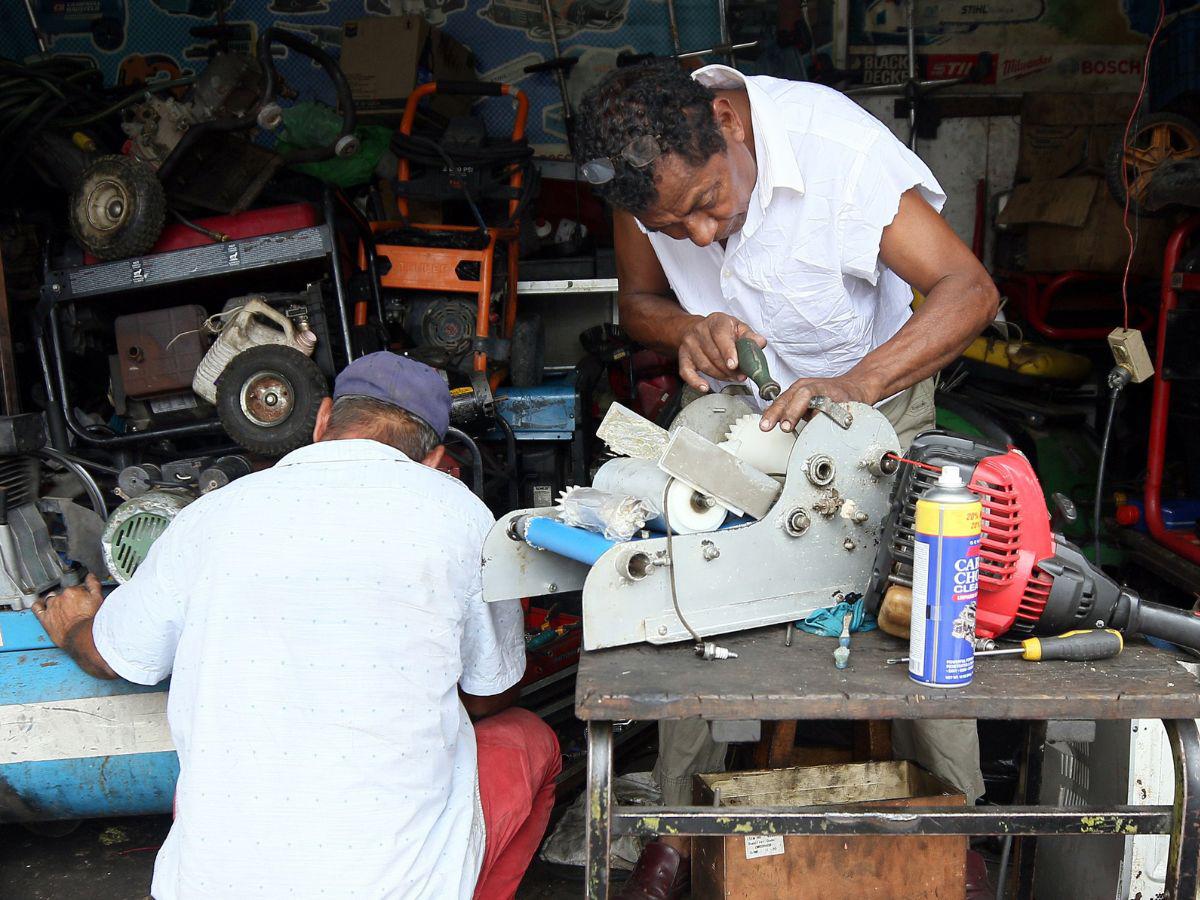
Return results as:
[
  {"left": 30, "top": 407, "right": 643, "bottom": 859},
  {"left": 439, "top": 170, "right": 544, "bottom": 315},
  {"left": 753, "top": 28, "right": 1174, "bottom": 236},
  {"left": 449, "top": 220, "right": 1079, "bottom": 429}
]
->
[
  {"left": 340, "top": 16, "right": 477, "bottom": 120},
  {"left": 1016, "top": 93, "right": 1138, "bottom": 182},
  {"left": 997, "top": 175, "right": 1172, "bottom": 275},
  {"left": 691, "top": 760, "right": 966, "bottom": 900}
]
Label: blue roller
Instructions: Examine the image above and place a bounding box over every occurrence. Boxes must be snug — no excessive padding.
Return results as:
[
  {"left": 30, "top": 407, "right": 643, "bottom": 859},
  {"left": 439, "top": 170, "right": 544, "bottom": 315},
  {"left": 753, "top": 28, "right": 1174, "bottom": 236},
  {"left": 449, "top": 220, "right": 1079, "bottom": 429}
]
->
[
  {"left": 0, "top": 614, "right": 176, "bottom": 823},
  {"left": 523, "top": 517, "right": 616, "bottom": 566}
]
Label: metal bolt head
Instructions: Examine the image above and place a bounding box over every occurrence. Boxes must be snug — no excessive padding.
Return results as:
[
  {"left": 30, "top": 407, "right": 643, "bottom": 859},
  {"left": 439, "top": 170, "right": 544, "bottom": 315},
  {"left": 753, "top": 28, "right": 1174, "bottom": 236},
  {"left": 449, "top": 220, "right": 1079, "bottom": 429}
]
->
[
  {"left": 786, "top": 508, "right": 811, "bottom": 537},
  {"left": 852, "top": 511, "right": 869, "bottom": 524},
  {"left": 547, "top": 582, "right": 558, "bottom": 593},
  {"left": 701, "top": 540, "right": 720, "bottom": 561},
  {"left": 843, "top": 537, "right": 857, "bottom": 551},
  {"left": 657, "top": 625, "right": 668, "bottom": 636},
  {"left": 1095, "top": 620, "right": 1104, "bottom": 628}
]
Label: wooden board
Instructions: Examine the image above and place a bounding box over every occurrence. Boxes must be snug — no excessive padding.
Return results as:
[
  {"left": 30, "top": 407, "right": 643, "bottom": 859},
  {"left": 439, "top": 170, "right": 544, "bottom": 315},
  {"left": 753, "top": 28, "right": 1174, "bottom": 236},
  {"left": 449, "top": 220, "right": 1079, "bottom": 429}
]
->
[
  {"left": 692, "top": 762, "right": 966, "bottom": 900},
  {"left": 575, "top": 627, "right": 1200, "bottom": 722}
]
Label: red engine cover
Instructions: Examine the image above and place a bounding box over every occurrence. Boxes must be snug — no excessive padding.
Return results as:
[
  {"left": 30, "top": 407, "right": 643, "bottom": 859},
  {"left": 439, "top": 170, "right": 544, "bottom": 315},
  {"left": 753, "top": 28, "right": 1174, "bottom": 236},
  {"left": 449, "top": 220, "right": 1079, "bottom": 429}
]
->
[{"left": 969, "top": 451, "right": 1056, "bottom": 639}]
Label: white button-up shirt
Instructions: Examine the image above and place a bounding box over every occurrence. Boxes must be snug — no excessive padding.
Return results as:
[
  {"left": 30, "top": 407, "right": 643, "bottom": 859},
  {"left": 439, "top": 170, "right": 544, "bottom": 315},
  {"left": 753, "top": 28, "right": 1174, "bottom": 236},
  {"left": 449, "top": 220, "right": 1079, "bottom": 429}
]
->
[
  {"left": 643, "top": 65, "right": 946, "bottom": 403},
  {"left": 92, "top": 439, "right": 524, "bottom": 900}
]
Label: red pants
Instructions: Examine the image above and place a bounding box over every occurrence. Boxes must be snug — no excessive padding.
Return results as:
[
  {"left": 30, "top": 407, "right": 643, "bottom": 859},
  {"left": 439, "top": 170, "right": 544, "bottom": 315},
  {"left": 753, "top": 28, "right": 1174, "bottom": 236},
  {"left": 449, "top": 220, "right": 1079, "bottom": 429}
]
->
[{"left": 474, "top": 707, "right": 562, "bottom": 900}]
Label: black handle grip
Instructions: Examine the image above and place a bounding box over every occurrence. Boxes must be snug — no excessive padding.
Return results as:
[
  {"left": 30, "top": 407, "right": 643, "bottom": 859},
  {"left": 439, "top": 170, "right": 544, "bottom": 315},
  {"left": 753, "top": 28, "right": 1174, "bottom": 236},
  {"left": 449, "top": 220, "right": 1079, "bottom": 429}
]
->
[
  {"left": 437, "top": 80, "right": 505, "bottom": 96},
  {"left": 524, "top": 57, "right": 579, "bottom": 75},
  {"left": 1131, "top": 600, "right": 1200, "bottom": 653},
  {"left": 1032, "top": 629, "right": 1123, "bottom": 661}
]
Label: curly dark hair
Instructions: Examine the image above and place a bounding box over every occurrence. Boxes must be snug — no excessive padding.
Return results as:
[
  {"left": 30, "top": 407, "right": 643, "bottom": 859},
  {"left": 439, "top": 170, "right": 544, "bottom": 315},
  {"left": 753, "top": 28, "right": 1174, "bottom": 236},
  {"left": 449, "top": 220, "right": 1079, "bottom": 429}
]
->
[{"left": 575, "top": 62, "right": 726, "bottom": 214}]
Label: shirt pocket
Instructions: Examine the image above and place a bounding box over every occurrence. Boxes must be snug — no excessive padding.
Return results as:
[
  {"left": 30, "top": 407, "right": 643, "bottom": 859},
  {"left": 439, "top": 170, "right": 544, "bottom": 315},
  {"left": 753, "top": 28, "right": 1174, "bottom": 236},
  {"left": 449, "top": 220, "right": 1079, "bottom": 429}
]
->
[{"left": 739, "top": 251, "right": 865, "bottom": 358}]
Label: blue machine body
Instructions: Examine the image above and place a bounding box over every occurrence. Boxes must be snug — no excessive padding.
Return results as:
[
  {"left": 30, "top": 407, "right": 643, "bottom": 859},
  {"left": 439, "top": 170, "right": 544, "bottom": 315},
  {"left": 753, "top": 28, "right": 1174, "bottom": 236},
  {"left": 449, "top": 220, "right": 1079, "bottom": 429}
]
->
[
  {"left": 492, "top": 374, "right": 579, "bottom": 441},
  {"left": 0, "top": 610, "right": 177, "bottom": 822}
]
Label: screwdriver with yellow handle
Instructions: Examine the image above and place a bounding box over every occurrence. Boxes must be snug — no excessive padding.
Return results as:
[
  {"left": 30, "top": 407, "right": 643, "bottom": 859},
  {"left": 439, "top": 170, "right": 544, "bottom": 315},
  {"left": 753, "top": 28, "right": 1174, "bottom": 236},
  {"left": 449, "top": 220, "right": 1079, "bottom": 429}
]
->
[{"left": 886, "top": 629, "right": 1124, "bottom": 665}]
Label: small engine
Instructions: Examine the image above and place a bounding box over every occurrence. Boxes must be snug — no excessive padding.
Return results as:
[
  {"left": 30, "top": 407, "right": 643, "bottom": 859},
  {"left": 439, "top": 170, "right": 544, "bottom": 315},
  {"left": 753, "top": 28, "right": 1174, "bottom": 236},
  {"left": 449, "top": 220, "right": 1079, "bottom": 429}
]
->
[
  {"left": 868, "top": 431, "right": 1200, "bottom": 651},
  {"left": 385, "top": 294, "right": 480, "bottom": 373},
  {"left": 0, "top": 416, "right": 67, "bottom": 609},
  {"left": 122, "top": 53, "right": 263, "bottom": 170}
]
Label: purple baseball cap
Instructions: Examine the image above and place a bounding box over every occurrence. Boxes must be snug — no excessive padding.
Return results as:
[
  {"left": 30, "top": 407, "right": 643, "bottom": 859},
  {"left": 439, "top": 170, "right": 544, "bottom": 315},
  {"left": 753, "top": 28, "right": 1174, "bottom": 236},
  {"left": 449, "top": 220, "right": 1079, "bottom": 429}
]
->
[{"left": 333, "top": 352, "right": 450, "bottom": 439}]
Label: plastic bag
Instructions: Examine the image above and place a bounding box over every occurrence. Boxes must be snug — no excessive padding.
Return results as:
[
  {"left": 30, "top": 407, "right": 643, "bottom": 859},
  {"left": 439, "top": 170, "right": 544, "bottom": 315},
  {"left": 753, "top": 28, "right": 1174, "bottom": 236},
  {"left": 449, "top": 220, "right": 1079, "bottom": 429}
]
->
[
  {"left": 557, "top": 486, "right": 659, "bottom": 542},
  {"left": 277, "top": 102, "right": 392, "bottom": 188}
]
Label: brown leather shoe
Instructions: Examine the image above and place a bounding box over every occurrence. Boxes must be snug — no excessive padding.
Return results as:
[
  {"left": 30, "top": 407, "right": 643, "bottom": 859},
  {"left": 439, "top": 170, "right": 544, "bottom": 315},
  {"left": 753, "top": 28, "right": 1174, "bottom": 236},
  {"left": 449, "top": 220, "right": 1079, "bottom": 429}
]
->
[
  {"left": 614, "top": 840, "right": 690, "bottom": 900},
  {"left": 965, "top": 848, "right": 994, "bottom": 900}
]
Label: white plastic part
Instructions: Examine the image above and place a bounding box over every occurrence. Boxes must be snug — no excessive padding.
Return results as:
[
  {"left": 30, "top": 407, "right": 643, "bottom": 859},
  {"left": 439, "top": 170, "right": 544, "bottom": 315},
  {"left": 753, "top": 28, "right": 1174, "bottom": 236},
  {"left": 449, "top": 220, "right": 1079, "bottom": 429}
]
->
[
  {"left": 592, "top": 457, "right": 728, "bottom": 534},
  {"left": 191, "top": 299, "right": 317, "bottom": 404},
  {"left": 720, "top": 413, "right": 798, "bottom": 475},
  {"left": 937, "top": 465, "right": 964, "bottom": 488},
  {"left": 1107, "top": 327, "right": 1155, "bottom": 383}
]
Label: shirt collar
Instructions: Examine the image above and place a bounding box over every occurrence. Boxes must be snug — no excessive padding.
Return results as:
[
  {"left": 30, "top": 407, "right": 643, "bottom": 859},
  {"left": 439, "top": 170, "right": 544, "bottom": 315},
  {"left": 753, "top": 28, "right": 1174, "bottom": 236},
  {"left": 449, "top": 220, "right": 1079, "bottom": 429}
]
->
[
  {"left": 277, "top": 438, "right": 415, "bottom": 467},
  {"left": 691, "top": 65, "right": 805, "bottom": 230}
]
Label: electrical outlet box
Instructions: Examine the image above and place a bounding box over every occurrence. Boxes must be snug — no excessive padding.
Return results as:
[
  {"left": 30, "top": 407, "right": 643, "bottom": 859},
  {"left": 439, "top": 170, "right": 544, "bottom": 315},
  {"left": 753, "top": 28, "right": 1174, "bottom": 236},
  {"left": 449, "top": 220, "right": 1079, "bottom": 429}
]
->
[{"left": 1108, "top": 328, "right": 1155, "bottom": 383}]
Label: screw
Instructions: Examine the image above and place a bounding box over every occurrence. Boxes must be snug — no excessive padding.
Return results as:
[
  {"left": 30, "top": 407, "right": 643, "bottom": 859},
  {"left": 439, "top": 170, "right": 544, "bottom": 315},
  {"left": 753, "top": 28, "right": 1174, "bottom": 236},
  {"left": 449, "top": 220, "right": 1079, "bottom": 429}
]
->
[
  {"left": 786, "top": 509, "right": 811, "bottom": 537},
  {"left": 852, "top": 511, "right": 869, "bottom": 524},
  {"left": 51, "top": 283, "right": 61, "bottom": 293},
  {"left": 1095, "top": 620, "right": 1105, "bottom": 627},
  {"left": 701, "top": 541, "right": 720, "bottom": 561},
  {"left": 843, "top": 537, "right": 857, "bottom": 551},
  {"left": 657, "top": 625, "right": 668, "bottom": 636},
  {"left": 547, "top": 582, "right": 558, "bottom": 593}
]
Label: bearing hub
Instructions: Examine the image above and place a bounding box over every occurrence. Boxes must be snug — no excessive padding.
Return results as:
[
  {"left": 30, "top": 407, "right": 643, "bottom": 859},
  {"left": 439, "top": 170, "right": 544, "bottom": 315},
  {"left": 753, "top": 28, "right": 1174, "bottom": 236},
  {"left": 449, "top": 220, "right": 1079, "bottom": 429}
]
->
[{"left": 239, "top": 370, "right": 293, "bottom": 427}]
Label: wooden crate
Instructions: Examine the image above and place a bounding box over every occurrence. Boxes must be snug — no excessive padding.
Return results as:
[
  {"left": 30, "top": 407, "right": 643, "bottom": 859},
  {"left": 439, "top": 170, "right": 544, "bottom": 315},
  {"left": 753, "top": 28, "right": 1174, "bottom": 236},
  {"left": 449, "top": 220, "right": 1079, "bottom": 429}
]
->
[{"left": 692, "top": 760, "right": 966, "bottom": 899}]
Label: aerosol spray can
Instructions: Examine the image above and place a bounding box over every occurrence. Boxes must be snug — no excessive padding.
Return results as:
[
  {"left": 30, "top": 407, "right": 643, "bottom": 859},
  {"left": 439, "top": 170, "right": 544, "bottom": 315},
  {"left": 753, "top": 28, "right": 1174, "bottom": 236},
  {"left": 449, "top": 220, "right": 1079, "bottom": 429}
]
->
[{"left": 908, "top": 465, "right": 981, "bottom": 688}]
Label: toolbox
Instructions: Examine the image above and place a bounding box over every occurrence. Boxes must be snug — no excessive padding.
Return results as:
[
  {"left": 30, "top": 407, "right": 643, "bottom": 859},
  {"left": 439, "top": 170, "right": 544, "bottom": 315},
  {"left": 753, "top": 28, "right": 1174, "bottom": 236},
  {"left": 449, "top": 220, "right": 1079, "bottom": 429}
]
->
[{"left": 691, "top": 760, "right": 966, "bottom": 899}]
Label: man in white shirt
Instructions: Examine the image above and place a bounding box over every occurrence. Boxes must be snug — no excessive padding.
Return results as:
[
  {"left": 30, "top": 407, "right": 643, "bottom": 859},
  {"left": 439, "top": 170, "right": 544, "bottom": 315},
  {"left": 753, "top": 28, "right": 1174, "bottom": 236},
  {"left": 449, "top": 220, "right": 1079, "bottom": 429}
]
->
[
  {"left": 575, "top": 62, "right": 997, "bottom": 897},
  {"left": 33, "top": 352, "right": 560, "bottom": 900}
]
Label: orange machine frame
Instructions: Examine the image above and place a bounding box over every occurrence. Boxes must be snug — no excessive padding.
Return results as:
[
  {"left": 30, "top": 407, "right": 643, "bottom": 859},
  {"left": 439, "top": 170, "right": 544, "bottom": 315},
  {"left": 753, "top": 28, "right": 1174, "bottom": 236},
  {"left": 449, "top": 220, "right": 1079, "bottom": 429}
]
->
[{"left": 361, "top": 81, "right": 529, "bottom": 381}]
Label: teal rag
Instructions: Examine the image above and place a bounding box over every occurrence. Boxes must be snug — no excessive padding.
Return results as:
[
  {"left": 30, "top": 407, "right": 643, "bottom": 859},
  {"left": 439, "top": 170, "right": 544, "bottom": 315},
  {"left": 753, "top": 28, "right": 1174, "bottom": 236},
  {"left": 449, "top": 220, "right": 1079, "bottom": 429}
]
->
[{"left": 796, "top": 594, "right": 877, "bottom": 637}]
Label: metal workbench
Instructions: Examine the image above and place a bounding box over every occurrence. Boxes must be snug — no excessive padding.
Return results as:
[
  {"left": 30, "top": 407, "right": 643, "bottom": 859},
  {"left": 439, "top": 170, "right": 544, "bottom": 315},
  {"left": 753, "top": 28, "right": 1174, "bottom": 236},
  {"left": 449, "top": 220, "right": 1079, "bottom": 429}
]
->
[{"left": 576, "top": 627, "right": 1200, "bottom": 899}]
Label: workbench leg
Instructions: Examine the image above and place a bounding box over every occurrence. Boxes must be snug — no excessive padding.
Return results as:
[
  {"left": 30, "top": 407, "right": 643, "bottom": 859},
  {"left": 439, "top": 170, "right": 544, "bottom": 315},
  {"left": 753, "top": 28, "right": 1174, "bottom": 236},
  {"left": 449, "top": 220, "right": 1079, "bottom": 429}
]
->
[
  {"left": 1164, "top": 719, "right": 1200, "bottom": 899},
  {"left": 1014, "top": 720, "right": 1047, "bottom": 898},
  {"left": 585, "top": 721, "right": 614, "bottom": 900}
]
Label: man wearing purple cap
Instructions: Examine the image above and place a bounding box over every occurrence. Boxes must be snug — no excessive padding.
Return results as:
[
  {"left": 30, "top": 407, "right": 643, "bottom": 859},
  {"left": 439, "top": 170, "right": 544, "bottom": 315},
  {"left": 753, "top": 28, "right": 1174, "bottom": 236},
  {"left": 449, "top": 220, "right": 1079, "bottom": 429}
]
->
[{"left": 33, "top": 352, "right": 560, "bottom": 900}]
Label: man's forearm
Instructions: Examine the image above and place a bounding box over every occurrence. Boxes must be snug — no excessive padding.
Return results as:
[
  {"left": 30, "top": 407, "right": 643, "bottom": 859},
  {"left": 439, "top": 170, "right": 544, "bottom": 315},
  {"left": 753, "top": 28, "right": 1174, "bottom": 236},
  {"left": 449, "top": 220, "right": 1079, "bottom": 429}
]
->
[
  {"left": 845, "top": 272, "right": 999, "bottom": 402},
  {"left": 63, "top": 619, "right": 119, "bottom": 680},
  {"left": 618, "top": 291, "right": 700, "bottom": 355}
]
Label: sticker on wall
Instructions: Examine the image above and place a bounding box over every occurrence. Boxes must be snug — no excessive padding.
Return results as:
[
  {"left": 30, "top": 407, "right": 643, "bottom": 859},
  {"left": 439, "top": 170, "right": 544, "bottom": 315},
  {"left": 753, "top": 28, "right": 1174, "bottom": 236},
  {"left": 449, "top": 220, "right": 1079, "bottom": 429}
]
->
[
  {"left": 382, "top": 0, "right": 467, "bottom": 27},
  {"left": 860, "top": 0, "right": 1046, "bottom": 39},
  {"left": 148, "top": 0, "right": 233, "bottom": 18},
  {"left": 276, "top": 22, "right": 344, "bottom": 57},
  {"left": 482, "top": 52, "right": 546, "bottom": 86},
  {"left": 32, "top": 0, "right": 128, "bottom": 53},
  {"left": 117, "top": 53, "right": 190, "bottom": 90},
  {"left": 267, "top": 0, "right": 332, "bottom": 15},
  {"left": 480, "top": 0, "right": 630, "bottom": 41},
  {"left": 182, "top": 19, "right": 287, "bottom": 63}
]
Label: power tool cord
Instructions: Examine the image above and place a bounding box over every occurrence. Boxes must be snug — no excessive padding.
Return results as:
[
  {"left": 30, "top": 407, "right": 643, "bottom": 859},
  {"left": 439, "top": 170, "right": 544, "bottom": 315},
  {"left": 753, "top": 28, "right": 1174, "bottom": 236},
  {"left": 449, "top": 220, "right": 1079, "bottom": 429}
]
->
[
  {"left": 1093, "top": 368, "right": 1131, "bottom": 565},
  {"left": 661, "top": 478, "right": 704, "bottom": 646}
]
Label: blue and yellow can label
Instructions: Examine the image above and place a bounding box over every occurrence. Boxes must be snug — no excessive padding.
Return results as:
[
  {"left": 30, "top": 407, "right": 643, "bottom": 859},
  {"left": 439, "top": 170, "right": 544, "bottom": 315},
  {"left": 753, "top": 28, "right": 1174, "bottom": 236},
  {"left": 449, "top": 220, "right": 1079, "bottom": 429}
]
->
[{"left": 909, "top": 498, "right": 982, "bottom": 687}]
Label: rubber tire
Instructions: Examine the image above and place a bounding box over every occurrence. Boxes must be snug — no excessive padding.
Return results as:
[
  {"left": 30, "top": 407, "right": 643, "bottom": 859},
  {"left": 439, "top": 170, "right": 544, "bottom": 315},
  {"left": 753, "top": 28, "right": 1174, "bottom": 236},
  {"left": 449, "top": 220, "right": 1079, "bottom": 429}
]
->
[
  {"left": 69, "top": 155, "right": 166, "bottom": 260},
  {"left": 1105, "top": 112, "right": 1200, "bottom": 218},
  {"left": 216, "top": 345, "right": 328, "bottom": 458},
  {"left": 509, "top": 314, "right": 545, "bottom": 387}
]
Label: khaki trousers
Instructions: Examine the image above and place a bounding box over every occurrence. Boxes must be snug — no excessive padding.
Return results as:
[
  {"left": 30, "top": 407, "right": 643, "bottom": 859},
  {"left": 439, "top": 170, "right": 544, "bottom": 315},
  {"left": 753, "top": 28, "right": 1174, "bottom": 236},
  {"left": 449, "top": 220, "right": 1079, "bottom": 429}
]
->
[{"left": 653, "top": 378, "right": 987, "bottom": 805}]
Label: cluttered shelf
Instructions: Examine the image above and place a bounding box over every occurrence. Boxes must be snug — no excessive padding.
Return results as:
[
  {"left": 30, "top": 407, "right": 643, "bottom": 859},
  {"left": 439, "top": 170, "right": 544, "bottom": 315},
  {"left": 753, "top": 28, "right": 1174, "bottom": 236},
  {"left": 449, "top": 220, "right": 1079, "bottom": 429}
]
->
[{"left": 575, "top": 627, "right": 1200, "bottom": 722}]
